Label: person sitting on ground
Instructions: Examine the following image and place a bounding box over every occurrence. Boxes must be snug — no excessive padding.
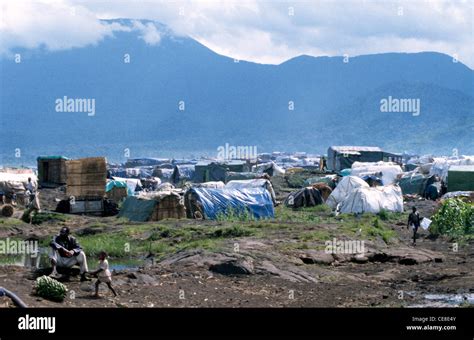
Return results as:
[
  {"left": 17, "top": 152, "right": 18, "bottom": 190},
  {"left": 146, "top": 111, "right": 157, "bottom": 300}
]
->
[
  {"left": 407, "top": 207, "right": 422, "bottom": 246},
  {"left": 49, "top": 227, "right": 90, "bottom": 281},
  {"left": 89, "top": 251, "right": 117, "bottom": 298}
]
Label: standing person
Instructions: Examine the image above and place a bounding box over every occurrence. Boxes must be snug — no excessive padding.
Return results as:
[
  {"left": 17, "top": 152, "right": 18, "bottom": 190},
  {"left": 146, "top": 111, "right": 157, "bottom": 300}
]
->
[
  {"left": 24, "top": 177, "right": 36, "bottom": 207},
  {"left": 49, "top": 227, "right": 90, "bottom": 281},
  {"left": 89, "top": 251, "right": 117, "bottom": 298},
  {"left": 407, "top": 207, "right": 422, "bottom": 246}
]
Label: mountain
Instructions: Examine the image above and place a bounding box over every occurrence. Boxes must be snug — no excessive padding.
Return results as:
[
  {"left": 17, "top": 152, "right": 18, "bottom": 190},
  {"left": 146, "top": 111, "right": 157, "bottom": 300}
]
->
[{"left": 1, "top": 19, "right": 473, "bottom": 165}]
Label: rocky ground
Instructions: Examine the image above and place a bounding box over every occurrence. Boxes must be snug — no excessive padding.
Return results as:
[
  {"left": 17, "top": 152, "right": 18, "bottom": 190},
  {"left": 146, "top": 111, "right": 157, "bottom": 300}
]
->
[{"left": 0, "top": 188, "right": 472, "bottom": 308}]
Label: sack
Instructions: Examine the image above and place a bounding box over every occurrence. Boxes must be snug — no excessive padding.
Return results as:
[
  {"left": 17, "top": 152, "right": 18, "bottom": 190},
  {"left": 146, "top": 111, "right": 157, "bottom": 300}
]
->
[{"left": 420, "top": 217, "right": 432, "bottom": 230}]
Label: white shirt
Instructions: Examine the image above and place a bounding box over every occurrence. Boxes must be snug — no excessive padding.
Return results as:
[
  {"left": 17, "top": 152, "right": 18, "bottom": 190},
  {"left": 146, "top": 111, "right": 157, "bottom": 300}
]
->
[{"left": 98, "top": 259, "right": 112, "bottom": 280}]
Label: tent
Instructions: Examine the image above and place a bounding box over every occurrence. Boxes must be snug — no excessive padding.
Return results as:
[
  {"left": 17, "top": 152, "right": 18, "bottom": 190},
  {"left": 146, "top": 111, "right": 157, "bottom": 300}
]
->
[
  {"left": 0, "top": 170, "right": 37, "bottom": 195},
  {"left": 351, "top": 161, "right": 403, "bottom": 185},
  {"left": 184, "top": 187, "right": 274, "bottom": 220},
  {"left": 326, "top": 176, "right": 369, "bottom": 209},
  {"left": 111, "top": 177, "right": 142, "bottom": 193},
  {"left": 252, "top": 161, "right": 285, "bottom": 176},
  {"left": 225, "top": 179, "right": 277, "bottom": 205},
  {"left": 225, "top": 171, "right": 263, "bottom": 182},
  {"left": 397, "top": 173, "right": 435, "bottom": 195},
  {"left": 192, "top": 181, "right": 225, "bottom": 189},
  {"left": 194, "top": 161, "right": 250, "bottom": 183},
  {"left": 284, "top": 187, "right": 324, "bottom": 208},
  {"left": 339, "top": 185, "right": 403, "bottom": 214},
  {"left": 118, "top": 192, "right": 186, "bottom": 222},
  {"left": 430, "top": 156, "right": 474, "bottom": 182},
  {"left": 105, "top": 180, "right": 133, "bottom": 203},
  {"left": 171, "top": 164, "right": 195, "bottom": 184}
]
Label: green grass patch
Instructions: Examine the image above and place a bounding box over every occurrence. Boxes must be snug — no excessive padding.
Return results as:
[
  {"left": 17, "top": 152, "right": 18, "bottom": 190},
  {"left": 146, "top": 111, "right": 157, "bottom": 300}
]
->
[{"left": 0, "top": 218, "right": 24, "bottom": 227}]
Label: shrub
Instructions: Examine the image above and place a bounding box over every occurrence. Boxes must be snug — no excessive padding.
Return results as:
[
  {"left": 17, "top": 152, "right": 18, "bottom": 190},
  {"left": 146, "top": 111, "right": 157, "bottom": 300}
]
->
[{"left": 431, "top": 198, "right": 473, "bottom": 239}]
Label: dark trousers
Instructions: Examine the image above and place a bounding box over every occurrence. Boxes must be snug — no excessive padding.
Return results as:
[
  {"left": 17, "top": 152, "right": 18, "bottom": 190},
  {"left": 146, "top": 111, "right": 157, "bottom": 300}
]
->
[{"left": 412, "top": 226, "right": 419, "bottom": 243}]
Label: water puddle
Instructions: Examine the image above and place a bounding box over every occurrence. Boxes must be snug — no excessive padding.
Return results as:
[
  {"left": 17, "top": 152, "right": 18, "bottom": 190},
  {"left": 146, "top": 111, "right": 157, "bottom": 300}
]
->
[{"left": 409, "top": 293, "right": 474, "bottom": 307}]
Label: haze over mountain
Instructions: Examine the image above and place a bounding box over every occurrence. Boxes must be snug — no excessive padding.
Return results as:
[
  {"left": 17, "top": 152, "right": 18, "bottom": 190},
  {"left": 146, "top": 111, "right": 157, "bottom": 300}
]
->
[{"left": 1, "top": 19, "right": 473, "bottom": 165}]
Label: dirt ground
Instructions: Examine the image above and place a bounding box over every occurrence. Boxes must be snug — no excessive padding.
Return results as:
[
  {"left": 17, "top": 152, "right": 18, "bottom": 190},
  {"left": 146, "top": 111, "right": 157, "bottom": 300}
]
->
[{"left": 0, "top": 194, "right": 473, "bottom": 308}]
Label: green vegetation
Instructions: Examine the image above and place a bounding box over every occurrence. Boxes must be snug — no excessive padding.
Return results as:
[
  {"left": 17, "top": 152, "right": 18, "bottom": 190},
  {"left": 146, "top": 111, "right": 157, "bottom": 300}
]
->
[
  {"left": 431, "top": 198, "right": 473, "bottom": 240},
  {"left": 215, "top": 206, "right": 255, "bottom": 222},
  {"left": 0, "top": 218, "right": 24, "bottom": 227},
  {"left": 77, "top": 223, "right": 259, "bottom": 258},
  {"left": 21, "top": 211, "right": 69, "bottom": 225}
]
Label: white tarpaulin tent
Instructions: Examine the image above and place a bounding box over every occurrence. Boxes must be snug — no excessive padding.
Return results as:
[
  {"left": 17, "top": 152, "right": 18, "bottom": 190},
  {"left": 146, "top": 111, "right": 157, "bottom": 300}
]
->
[
  {"left": 225, "top": 179, "right": 277, "bottom": 205},
  {"left": 326, "top": 176, "right": 369, "bottom": 209},
  {"left": 0, "top": 172, "right": 37, "bottom": 194},
  {"left": 339, "top": 185, "right": 404, "bottom": 214},
  {"left": 112, "top": 177, "right": 142, "bottom": 193},
  {"left": 351, "top": 161, "right": 402, "bottom": 185}
]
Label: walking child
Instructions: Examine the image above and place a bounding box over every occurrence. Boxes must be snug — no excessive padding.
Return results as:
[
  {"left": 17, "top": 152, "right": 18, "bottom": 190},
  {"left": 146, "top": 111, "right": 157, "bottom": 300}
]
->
[{"left": 89, "top": 251, "right": 117, "bottom": 298}]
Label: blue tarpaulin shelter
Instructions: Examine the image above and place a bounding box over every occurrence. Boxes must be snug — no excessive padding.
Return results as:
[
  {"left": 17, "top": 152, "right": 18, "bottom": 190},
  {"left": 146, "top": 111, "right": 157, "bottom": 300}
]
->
[
  {"left": 118, "top": 196, "right": 157, "bottom": 221},
  {"left": 185, "top": 187, "right": 274, "bottom": 220}
]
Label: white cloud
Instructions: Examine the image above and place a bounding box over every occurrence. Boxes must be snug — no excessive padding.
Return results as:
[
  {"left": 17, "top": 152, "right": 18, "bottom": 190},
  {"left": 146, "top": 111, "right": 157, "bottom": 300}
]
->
[
  {"left": 0, "top": 0, "right": 126, "bottom": 54},
  {"left": 132, "top": 21, "right": 161, "bottom": 45},
  {"left": 1, "top": 0, "right": 473, "bottom": 68}
]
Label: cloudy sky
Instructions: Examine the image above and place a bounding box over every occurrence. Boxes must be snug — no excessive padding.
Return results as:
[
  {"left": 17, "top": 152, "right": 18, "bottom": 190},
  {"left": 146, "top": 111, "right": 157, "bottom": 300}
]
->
[{"left": 1, "top": 0, "right": 473, "bottom": 67}]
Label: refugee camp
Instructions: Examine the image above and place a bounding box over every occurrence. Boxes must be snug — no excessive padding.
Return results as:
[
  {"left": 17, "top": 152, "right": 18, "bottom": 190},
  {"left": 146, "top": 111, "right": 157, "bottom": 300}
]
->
[{"left": 0, "top": 145, "right": 472, "bottom": 308}]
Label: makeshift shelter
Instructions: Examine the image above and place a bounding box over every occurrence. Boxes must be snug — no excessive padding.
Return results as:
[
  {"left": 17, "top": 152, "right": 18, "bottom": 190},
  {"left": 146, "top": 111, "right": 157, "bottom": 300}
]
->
[
  {"left": 111, "top": 177, "right": 142, "bottom": 194},
  {"left": 194, "top": 161, "right": 249, "bottom": 183},
  {"left": 351, "top": 161, "right": 403, "bottom": 185},
  {"left": 430, "top": 156, "right": 474, "bottom": 182},
  {"left": 225, "top": 171, "right": 262, "bottom": 182},
  {"left": 311, "top": 183, "right": 333, "bottom": 201},
  {"left": 304, "top": 175, "right": 336, "bottom": 187},
  {"left": 37, "top": 156, "right": 69, "bottom": 187},
  {"left": 153, "top": 168, "right": 174, "bottom": 182},
  {"left": 327, "top": 146, "right": 402, "bottom": 171},
  {"left": 185, "top": 187, "right": 274, "bottom": 220},
  {"left": 252, "top": 161, "right": 285, "bottom": 176},
  {"left": 66, "top": 157, "right": 107, "bottom": 198},
  {"left": 105, "top": 180, "right": 132, "bottom": 203},
  {"left": 192, "top": 181, "right": 225, "bottom": 189},
  {"left": 118, "top": 192, "right": 186, "bottom": 222},
  {"left": 339, "top": 185, "right": 403, "bottom": 214},
  {"left": 397, "top": 173, "right": 435, "bottom": 195},
  {"left": 125, "top": 158, "right": 170, "bottom": 167},
  {"left": 447, "top": 165, "right": 474, "bottom": 192},
  {"left": 0, "top": 170, "right": 37, "bottom": 205},
  {"left": 326, "top": 176, "right": 369, "bottom": 209},
  {"left": 284, "top": 187, "right": 324, "bottom": 208},
  {"left": 171, "top": 164, "right": 195, "bottom": 184},
  {"left": 225, "top": 179, "right": 277, "bottom": 205}
]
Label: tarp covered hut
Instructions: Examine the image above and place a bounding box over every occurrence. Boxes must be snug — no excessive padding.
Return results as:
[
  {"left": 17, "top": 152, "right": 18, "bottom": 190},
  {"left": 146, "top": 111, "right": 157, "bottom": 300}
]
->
[
  {"left": 193, "top": 161, "right": 249, "bottom": 183},
  {"left": 225, "top": 179, "right": 277, "bottom": 205},
  {"left": 339, "top": 185, "right": 403, "bottom": 214},
  {"left": 284, "top": 187, "right": 324, "bottom": 208},
  {"left": 118, "top": 191, "right": 186, "bottom": 222},
  {"left": 171, "top": 164, "right": 195, "bottom": 184},
  {"left": 37, "top": 156, "right": 69, "bottom": 187},
  {"left": 327, "top": 146, "right": 402, "bottom": 172},
  {"left": 105, "top": 180, "right": 132, "bottom": 203},
  {"left": 185, "top": 187, "right": 274, "bottom": 220},
  {"left": 397, "top": 173, "right": 435, "bottom": 195},
  {"left": 326, "top": 176, "right": 369, "bottom": 209}
]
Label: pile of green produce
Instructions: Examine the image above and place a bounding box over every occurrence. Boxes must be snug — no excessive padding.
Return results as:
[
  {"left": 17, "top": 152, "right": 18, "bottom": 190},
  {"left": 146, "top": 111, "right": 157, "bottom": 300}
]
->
[
  {"left": 431, "top": 198, "right": 473, "bottom": 240},
  {"left": 35, "top": 275, "right": 68, "bottom": 302}
]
